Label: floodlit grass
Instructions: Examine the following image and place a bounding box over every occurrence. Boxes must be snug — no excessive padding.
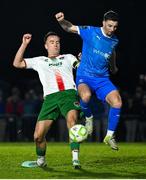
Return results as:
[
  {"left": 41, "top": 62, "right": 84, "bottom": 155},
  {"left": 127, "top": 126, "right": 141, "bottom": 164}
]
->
[{"left": 0, "top": 142, "right": 146, "bottom": 179}]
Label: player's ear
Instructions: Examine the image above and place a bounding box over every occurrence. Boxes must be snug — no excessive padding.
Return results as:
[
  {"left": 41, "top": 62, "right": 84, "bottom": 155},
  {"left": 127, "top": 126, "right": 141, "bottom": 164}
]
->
[
  {"left": 44, "top": 43, "right": 48, "bottom": 50},
  {"left": 102, "top": 20, "right": 105, "bottom": 26}
]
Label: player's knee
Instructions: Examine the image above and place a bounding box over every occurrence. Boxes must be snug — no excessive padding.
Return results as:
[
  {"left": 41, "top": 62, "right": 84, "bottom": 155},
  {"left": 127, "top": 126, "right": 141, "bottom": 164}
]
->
[
  {"left": 34, "top": 133, "right": 44, "bottom": 143},
  {"left": 112, "top": 100, "right": 122, "bottom": 108},
  {"left": 81, "top": 91, "right": 91, "bottom": 103}
]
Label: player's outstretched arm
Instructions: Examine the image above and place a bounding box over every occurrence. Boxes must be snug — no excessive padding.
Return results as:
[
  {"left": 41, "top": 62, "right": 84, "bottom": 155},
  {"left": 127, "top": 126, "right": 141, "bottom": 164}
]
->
[
  {"left": 13, "top": 33, "right": 32, "bottom": 68},
  {"left": 55, "top": 12, "right": 78, "bottom": 33}
]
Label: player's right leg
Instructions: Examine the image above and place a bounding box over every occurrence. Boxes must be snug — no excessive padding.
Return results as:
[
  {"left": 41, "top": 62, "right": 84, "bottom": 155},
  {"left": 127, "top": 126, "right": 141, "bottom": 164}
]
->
[
  {"left": 34, "top": 93, "right": 59, "bottom": 167},
  {"left": 77, "top": 83, "right": 93, "bottom": 135},
  {"left": 34, "top": 120, "right": 53, "bottom": 167}
]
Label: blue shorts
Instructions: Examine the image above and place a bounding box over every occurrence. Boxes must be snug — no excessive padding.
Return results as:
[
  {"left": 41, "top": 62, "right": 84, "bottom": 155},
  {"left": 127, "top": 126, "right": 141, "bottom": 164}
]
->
[{"left": 76, "top": 76, "right": 117, "bottom": 102}]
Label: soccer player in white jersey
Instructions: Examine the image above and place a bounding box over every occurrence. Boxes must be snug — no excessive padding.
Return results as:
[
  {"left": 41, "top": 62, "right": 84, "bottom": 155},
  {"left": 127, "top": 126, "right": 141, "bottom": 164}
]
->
[{"left": 13, "top": 32, "right": 82, "bottom": 169}]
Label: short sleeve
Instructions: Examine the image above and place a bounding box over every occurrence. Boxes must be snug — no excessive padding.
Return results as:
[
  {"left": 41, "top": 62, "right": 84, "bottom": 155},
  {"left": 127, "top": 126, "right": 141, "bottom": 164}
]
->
[{"left": 24, "top": 57, "right": 40, "bottom": 70}]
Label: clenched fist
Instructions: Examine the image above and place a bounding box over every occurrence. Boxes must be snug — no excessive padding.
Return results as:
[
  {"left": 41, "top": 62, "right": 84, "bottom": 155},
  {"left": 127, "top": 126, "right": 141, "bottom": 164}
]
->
[
  {"left": 22, "top": 34, "right": 32, "bottom": 45},
  {"left": 55, "top": 12, "right": 64, "bottom": 22}
]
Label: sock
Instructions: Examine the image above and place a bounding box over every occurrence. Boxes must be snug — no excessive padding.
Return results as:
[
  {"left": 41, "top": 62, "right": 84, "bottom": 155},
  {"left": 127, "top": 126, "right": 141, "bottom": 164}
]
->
[
  {"left": 72, "top": 150, "right": 79, "bottom": 161},
  {"left": 70, "top": 142, "right": 80, "bottom": 161},
  {"left": 108, "top": 107, "right": 121, "bottom": 131},
  {"left": 80, "top": 99, "right": 92, "bottom": 118},
  {"left": 70, "top": 142, "right": 80, "bottom": 150},
  {"left": 36, "top": 147, "right": 46, "bottom": 157},
  {"left": 106, "top": 130, "right": 114, "bottom": 136},
  {"left": 86, "top": 115, "right": 93, "bottom": 120}
]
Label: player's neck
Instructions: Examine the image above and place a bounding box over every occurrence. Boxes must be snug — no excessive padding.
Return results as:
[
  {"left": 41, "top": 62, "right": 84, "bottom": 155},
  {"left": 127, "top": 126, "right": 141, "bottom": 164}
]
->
[{"left": 48, "top": 54, "right": 60, "bottom": 58}]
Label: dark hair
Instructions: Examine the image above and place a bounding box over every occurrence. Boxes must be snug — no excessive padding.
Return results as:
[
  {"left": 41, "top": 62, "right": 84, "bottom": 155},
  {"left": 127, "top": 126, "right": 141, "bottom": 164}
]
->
[
  {"left": 103, "top": 10, "right": 119, "bottom": 21},
  {"left": 44, "top": 31, "right": 60, "bottom": 43}
]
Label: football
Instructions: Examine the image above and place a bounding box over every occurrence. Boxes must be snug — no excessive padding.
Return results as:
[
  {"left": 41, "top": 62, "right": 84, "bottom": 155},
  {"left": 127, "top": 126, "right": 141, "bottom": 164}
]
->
[{"left": 69, "top": 124, "right": 88, "bottom": 143}]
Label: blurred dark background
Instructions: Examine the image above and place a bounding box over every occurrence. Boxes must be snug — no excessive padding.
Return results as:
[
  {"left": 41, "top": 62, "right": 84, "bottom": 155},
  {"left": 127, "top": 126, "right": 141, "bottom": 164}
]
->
[
  {"left": 0, "top": 0, "right": 146, "bottom": 142},
  {"left": 0, "top": 0, "right": 146, "bottom": 88}
]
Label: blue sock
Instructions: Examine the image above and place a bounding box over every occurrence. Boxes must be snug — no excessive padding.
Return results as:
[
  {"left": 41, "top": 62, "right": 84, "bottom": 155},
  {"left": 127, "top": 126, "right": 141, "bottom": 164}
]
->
[
  {"left": 80, "top": 99, "right": 92, "bottom": 118},
  {"left": 108, "top": 107, "right": 121, "bottom": 131}
]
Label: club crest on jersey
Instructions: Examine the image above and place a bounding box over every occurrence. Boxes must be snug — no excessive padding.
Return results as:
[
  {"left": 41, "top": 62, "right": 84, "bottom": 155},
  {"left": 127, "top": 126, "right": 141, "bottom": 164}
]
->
[
  {"left": 79, "top": 79, "right": 84, "bottom": 83},
  {"left": 74, "top": 101, "right": 80, "bottom": 108}
]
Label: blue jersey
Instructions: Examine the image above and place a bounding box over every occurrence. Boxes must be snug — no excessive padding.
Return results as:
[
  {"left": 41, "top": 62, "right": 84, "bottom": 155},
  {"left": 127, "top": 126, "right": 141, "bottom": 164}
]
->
[{"left": 77, "top": 26, "right": 119, "bottom": 77}]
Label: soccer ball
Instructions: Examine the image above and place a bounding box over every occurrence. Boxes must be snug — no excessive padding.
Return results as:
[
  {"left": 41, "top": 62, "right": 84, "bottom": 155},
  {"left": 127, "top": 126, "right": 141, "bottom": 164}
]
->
[{"left": 69, "top": 124, "right": 88, "bottom": 143}]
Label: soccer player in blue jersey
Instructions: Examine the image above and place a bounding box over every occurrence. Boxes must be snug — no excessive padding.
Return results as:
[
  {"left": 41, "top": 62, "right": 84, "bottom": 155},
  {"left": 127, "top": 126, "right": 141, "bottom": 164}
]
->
[{"left": 55, "top": 10, "right": 122, "bottom": 150}]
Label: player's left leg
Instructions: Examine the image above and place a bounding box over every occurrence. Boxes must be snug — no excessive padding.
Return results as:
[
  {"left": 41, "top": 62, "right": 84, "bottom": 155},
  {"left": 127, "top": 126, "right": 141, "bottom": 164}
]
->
[
  {"left": 66, "top": 109, "right": 81, "bottom": 169},
  {"left": 95, "top": 78, "right": 122, "bottom": 150},
  {"left": 104, "top": 90, "right": 122, "bottom": 150},
  {"left": 59, "top": 90, "right": 82, "bottom": 169}
]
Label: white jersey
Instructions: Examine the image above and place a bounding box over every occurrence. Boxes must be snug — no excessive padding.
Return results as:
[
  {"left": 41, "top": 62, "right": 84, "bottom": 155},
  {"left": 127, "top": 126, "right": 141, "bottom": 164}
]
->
[{"left": 24, "top": 54, "right": 77, "bottom": 97}]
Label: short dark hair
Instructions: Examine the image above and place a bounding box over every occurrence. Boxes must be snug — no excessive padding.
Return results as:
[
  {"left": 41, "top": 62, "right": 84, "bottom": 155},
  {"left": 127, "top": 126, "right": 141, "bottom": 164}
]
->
[
  {"left": 44, "top": 31, "right": 60, "bottom": 43},
  {"left": 103, "top": 10, "right": 119, "bottom": 21}
]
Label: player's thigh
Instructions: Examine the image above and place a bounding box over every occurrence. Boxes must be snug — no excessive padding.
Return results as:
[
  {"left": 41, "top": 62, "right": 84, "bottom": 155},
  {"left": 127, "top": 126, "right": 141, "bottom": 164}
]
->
[
  {"left": 95, "top": 79, "right": 117, "bottom": 102},
  {"left": 38, "top": 94, "right": 60, "bottom": 121},
  {"left": 59, "top": 90, "right": 80, "bottom": 118}
]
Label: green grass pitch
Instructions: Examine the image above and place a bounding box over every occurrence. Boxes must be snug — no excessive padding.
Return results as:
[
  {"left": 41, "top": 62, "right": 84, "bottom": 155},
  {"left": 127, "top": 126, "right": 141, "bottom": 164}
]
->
[{"left": 0, "top": 142, "right": 146, "bottom": 179}]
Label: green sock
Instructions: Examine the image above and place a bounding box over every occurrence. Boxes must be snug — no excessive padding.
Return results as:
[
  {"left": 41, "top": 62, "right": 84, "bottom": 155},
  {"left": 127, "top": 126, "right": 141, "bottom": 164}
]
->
[
  {"left": 36, "top": 147, "right": 46, "bottom": 156},
  {"left": 70, "top": 142, "right": 80, "bottom": 151}
]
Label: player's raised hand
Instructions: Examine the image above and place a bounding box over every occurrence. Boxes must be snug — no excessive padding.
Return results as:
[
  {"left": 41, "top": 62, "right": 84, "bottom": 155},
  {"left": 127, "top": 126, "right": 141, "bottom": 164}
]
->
[
  {"left": 22, "top": 34, "right": 32, "bottom": 45},
  {"left": 55, "top": 12, "right": 64, "bottom": 22}
]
